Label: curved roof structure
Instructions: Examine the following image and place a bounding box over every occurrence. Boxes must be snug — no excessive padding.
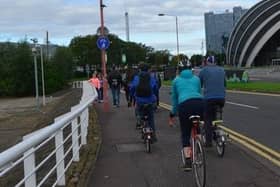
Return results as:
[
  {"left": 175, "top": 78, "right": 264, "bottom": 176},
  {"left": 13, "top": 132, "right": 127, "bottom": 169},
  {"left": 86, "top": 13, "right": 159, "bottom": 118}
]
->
[{"left": 227, "top": 0, "right": 280, "bottom": 67}]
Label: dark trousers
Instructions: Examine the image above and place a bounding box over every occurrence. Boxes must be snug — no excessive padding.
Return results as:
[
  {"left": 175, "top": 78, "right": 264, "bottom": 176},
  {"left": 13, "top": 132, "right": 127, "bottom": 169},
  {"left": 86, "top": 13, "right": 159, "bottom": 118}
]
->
[
  {"left": 124, "top": 85, "right": 129, "bottom": 102},
  {"left": 178, "top": 99, "right": 204, "bottom": 147},
  {"left": 100, "top": 87, "right": 103, "bottom": 100},
  {"left": 204, "top": 98, "right": 225, "bottom": 144},
  {"left": 155, "top": 89, "right": 159, "bottom": 106},
  {"left": 136, "top": 103, "right": 155, "bottom": 132},
  {"left": 111, "top": 87, "right": 120, "bottom": 106},
  {"left": 97, "top": 88, "right": 103, "bottom": 100}
]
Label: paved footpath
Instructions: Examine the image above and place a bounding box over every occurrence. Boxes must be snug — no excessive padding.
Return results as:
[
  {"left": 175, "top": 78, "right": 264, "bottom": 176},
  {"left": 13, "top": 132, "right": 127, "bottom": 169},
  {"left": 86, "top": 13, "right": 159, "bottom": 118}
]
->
[{"left": 87, "top": 95, "right": 280, "bottom": 187}]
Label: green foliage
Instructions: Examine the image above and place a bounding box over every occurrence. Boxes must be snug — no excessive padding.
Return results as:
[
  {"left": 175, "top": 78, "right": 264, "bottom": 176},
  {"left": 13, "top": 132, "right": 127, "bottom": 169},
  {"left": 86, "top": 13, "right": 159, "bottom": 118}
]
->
[
  {"left": 169, "top": 54, "right": 189, "bottom": 66},
  {"left": 190, "top": 54, "right": 204, "bottom": 66},
  {"left": 0, "top": 41, "right": 34, "bottom": 96},
  {"left": 69, "top": 34, "right": 172, "bottom": 71},
  {"left": 0, "top": 42, "right": 74, "bottom": 97},
  {"left": 69, "top": 35, "right": 99, "bottom": 68},
  {"left": 45, "top": 47, "right": 74, "bottom": 94}
]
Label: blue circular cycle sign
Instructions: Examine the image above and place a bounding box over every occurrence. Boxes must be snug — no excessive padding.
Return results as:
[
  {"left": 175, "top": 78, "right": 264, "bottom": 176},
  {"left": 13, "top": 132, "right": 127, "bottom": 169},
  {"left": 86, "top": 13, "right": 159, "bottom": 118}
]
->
[{"left": 96, "top": 36, "right": 110, "bottom": 50}]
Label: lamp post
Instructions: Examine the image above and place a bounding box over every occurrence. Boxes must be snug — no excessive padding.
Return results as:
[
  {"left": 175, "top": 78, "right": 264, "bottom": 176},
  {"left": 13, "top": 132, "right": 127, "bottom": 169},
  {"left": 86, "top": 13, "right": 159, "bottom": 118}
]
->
[
  {"left": 39, "top": 45, "right": 46, "bottom": 106},
  {"left": 158, "top": 13, "right": 180, "bottom": 64},
  {"left": 99, "top": 0, "right": 109, "bottom": 111},
  {"left": 30, "top": 38, "right": 40, "bottom": 109}
]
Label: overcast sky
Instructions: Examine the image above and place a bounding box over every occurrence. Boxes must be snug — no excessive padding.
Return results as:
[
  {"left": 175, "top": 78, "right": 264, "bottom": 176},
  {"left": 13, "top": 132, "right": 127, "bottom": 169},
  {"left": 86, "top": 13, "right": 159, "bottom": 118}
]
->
[{"left": 0, "top": 0, "right": 261, "bottom": 56}]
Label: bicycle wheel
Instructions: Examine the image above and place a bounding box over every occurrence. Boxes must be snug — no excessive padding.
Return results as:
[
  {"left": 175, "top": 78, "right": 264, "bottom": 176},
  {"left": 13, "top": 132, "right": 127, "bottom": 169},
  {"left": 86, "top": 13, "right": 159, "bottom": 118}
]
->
[
  {"left": 215, "top": 129, "right": 226, "bottom": 157},
  {"left": 201, "top": 127, "right": 207, "bottom": 146},
  {"left": 216, "top": 137, "right": 225, "bottom": 157},
  {"left": 146, "top": 138, "right": 151, "bottom": 153},
  {"left": 193, "top": 138, "right": 206, "bottom": 187}
]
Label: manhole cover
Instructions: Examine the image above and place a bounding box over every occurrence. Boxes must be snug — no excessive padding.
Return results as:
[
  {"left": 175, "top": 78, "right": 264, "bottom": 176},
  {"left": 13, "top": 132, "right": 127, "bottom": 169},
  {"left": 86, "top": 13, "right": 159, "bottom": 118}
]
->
[{"left": 116, "top": 143, "right": 145, "bottom": 152}]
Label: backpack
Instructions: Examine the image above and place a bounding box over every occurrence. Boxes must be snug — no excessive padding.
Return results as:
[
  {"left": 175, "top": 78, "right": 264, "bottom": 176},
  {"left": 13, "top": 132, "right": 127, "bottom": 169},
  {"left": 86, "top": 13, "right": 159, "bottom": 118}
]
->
[
  {"left": 110, "top": 71, "right": 121, "bottom": 88},
  {"left": 136, "top": 72, "right": 152, "bottom": 97}
]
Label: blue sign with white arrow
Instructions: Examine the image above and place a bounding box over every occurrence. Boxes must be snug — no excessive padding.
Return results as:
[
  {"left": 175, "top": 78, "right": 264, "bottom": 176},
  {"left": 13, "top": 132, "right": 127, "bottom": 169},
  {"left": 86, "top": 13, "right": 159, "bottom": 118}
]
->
[{"left": 96, "top": 36, "right": 110, "bottom": 50}]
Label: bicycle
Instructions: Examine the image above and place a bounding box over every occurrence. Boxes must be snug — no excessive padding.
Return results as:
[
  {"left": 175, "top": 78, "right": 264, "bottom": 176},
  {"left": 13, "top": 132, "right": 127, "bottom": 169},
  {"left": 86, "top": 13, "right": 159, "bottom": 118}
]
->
[
  {"left": 139, "top": 104, "right": 154, "bottom": 153},
  {"left": 201, "top": 105, "right": 228, "bottom": 157},
  {"left": 181, "top": 115, "right": 206, "bottom": 187}
]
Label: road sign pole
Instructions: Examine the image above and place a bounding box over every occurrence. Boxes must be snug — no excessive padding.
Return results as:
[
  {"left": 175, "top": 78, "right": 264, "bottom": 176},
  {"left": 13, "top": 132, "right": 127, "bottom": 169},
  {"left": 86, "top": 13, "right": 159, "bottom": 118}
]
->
[{"left": 100, "top": 0, "right": 109, "bottom": 112}]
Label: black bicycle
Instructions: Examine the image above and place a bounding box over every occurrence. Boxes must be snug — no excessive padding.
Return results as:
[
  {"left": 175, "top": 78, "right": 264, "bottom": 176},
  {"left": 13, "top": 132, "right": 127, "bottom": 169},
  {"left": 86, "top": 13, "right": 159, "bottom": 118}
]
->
[
  {"left": 202, "top": 105, "right": 228, "bottom": 157},
  {"left": 139, "top": 104, "right": 154, "bottom": 153}
]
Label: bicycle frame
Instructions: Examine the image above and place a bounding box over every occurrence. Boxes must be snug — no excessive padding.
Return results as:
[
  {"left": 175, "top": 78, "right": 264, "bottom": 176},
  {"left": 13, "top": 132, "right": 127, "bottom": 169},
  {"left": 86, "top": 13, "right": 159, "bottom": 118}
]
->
[
  {"left": 189, "top": 115, "right": 206, "bottom": 187},
  {"left": 190, "top": 116, "right": 201, "bottom": 160}
]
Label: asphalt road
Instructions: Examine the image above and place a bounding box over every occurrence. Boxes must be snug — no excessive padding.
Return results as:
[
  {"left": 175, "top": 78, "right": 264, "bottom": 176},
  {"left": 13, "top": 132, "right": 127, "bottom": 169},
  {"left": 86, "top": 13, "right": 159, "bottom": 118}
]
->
[
  {"left": 88, "top": 92, "right": 280, "bottom": 187},
  {"left": 160, "top": 87, "right": 280, "bottom": 152}
]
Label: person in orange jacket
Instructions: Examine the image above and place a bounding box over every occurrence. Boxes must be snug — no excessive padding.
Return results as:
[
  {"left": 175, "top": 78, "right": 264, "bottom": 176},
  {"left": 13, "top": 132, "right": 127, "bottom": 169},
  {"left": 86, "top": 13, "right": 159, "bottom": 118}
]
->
[{"left": 89, "top": 73, "right": 101, "bottom": 102}]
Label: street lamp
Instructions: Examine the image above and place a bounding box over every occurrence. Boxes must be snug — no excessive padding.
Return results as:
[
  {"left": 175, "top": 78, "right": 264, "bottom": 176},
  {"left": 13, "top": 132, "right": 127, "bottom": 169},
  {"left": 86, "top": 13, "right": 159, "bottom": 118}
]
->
[
  {"left": 30, "top": 38, "right": 40, "bottom": 109},
  {"left": 39, "top": 45, "right": 46, "bottom": 106},
  {"left": 158, "top": 13, "right": 180, "bottom": 64}
]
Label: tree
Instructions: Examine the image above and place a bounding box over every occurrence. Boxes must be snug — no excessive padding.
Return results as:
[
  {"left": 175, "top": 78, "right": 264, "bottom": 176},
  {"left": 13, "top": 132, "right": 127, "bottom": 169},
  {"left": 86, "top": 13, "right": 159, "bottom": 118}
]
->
[
  {"left": 190, "top": 54, "right": 204, "bottom": 67},
  {"left": 45, "top": 47, "right": 74, "bottom": 93},
  {"left": 69, "top": 35, "right": 100, "bottom": 73},
  {"left": 0, "top": 41, "right": 34, "bottom": 96}
]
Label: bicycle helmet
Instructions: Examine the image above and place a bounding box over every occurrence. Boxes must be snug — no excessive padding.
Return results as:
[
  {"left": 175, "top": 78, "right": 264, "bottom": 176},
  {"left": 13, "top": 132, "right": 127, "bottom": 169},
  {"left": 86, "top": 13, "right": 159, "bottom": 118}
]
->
[
  {"left": 178, "top": 59, "right": 192, "bottom": 72},
  {"left": 206, "top": 56, "right": 215, "bottom": 64}
]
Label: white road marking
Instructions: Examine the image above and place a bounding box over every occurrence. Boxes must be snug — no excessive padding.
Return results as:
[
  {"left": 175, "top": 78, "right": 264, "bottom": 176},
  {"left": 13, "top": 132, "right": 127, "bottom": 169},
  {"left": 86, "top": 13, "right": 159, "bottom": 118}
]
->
[
  {"left": 226, "top": 101, "right": 259, "bottom": 110},
  {"left": 227, "top": 90, "right": 280, "bottom": 97}
]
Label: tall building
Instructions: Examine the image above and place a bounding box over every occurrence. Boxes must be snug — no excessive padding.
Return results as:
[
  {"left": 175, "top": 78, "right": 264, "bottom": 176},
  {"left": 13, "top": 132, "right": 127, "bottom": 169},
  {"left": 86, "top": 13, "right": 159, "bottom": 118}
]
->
[{"left": 204, "top": 7, "right": 247, "bottom": 54}]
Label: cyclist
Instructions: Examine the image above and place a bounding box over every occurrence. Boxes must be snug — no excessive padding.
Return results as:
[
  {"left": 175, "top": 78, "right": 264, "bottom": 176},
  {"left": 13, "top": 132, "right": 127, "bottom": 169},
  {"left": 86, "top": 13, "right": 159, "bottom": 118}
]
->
[
  {"left": 130, "top": 63, "right": 158, "bottom": 142},
  {"left": 169, "top": 60, "right": 204, "bottom": 170},
  {"left": 199, "top": 56, "right": 226, "bottom": 147}
]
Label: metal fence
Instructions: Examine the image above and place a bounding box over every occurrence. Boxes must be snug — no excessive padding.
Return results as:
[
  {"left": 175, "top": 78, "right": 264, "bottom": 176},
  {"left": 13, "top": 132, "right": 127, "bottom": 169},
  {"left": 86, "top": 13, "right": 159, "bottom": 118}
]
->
[{"left": 0, "top": 81, "right": 97, "bottom": 187}]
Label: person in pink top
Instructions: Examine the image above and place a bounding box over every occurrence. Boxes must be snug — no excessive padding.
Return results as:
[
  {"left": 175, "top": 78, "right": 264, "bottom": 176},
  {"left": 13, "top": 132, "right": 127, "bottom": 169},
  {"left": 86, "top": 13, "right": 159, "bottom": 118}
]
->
[{"left": 89, "top": 73, "right": 101, "bottom": 102}]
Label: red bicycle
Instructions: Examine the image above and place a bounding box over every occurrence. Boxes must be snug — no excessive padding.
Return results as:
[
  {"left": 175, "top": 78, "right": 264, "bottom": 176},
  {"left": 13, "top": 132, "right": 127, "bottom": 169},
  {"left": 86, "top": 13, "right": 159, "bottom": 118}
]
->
[{"left": 181, "top": 115, "right": 206, "bottom": 187}]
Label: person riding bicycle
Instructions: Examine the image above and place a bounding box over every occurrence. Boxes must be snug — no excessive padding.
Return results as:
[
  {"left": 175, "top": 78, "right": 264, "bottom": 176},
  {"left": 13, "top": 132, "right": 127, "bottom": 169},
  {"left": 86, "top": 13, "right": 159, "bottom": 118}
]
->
[
  {"left": 130, "top": 63, "right": 158, "bottom": 142},
  {"left": 169, "top": 59, "right": 204, "bottom": 170},
  {"left": 199, "top": 56, "right": 226, "bottom": 147}
]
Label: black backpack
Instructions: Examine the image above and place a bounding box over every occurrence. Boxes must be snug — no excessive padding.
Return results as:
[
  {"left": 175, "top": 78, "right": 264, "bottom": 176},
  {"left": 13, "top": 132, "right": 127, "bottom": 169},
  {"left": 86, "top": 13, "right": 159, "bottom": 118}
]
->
[{"left": 136, "top": 72, "right": 152, "bottom": 97}]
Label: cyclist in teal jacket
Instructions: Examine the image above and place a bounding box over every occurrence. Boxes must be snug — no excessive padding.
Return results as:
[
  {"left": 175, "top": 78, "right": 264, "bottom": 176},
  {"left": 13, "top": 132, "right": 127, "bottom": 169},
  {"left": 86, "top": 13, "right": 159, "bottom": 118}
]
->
[{"left": 169, "top": 60, "right": 204, "bottom": 171}]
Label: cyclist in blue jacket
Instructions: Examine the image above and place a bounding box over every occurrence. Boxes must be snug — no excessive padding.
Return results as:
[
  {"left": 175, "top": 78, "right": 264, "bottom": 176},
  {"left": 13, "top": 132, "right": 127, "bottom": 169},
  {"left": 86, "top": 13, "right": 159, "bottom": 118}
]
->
[
  {"left": 130, "top": 63, "right": 158, "bottom": 142},
  {"left": 169, "top": 60, "right": 204, "bottom": 170}
]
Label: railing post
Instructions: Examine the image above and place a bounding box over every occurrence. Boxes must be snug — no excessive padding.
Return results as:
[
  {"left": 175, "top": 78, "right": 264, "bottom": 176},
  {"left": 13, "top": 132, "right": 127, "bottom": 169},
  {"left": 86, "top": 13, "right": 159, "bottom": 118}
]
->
[
  {"left": 81, "top": 109, "right": 88, "bottom": 145},
  {"left": 72, "top": 117, "right": 80, "bottom": 162},
  {"left": 23, "top": 147, "right": 36, "bottom": 187},
  {"left": 55, "top": 129, "right": 66, "bottom": 186}
]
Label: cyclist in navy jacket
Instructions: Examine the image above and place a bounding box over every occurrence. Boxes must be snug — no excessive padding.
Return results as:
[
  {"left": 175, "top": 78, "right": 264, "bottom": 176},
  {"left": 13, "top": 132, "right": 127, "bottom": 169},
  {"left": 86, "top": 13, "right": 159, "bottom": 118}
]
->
[{"left": 199, "top": 56, "right": 226, "bottom": 147}]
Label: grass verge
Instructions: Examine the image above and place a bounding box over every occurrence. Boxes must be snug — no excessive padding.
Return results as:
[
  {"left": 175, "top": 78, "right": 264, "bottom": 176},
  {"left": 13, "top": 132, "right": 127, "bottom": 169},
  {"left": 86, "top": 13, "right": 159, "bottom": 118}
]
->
[
  {"left": 163, "top": 80, "right": 280, "bottom": 94},
  {"left": 226, "top": 82, "right": 280, "bottom": 94}
]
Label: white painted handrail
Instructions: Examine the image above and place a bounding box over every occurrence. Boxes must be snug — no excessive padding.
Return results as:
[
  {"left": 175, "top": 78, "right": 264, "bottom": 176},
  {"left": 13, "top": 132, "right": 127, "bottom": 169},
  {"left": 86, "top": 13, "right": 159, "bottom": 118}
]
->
[{"left": 0, "top": 81, "right": 97, "bottom": 186}]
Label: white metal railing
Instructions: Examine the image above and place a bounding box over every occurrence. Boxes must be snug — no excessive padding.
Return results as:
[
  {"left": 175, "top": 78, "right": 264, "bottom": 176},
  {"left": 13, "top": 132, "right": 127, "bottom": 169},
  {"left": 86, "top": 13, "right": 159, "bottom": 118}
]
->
[{"left": 0, "top": 81, "right": 97, "bottom": 187}]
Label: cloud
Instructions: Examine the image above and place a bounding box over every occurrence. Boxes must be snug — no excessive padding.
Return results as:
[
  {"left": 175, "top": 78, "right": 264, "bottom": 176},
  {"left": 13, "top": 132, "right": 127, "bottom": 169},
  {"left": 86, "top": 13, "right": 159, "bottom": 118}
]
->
[{"left": 0, "top": 0, "right": 261, "bottom": 55}]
